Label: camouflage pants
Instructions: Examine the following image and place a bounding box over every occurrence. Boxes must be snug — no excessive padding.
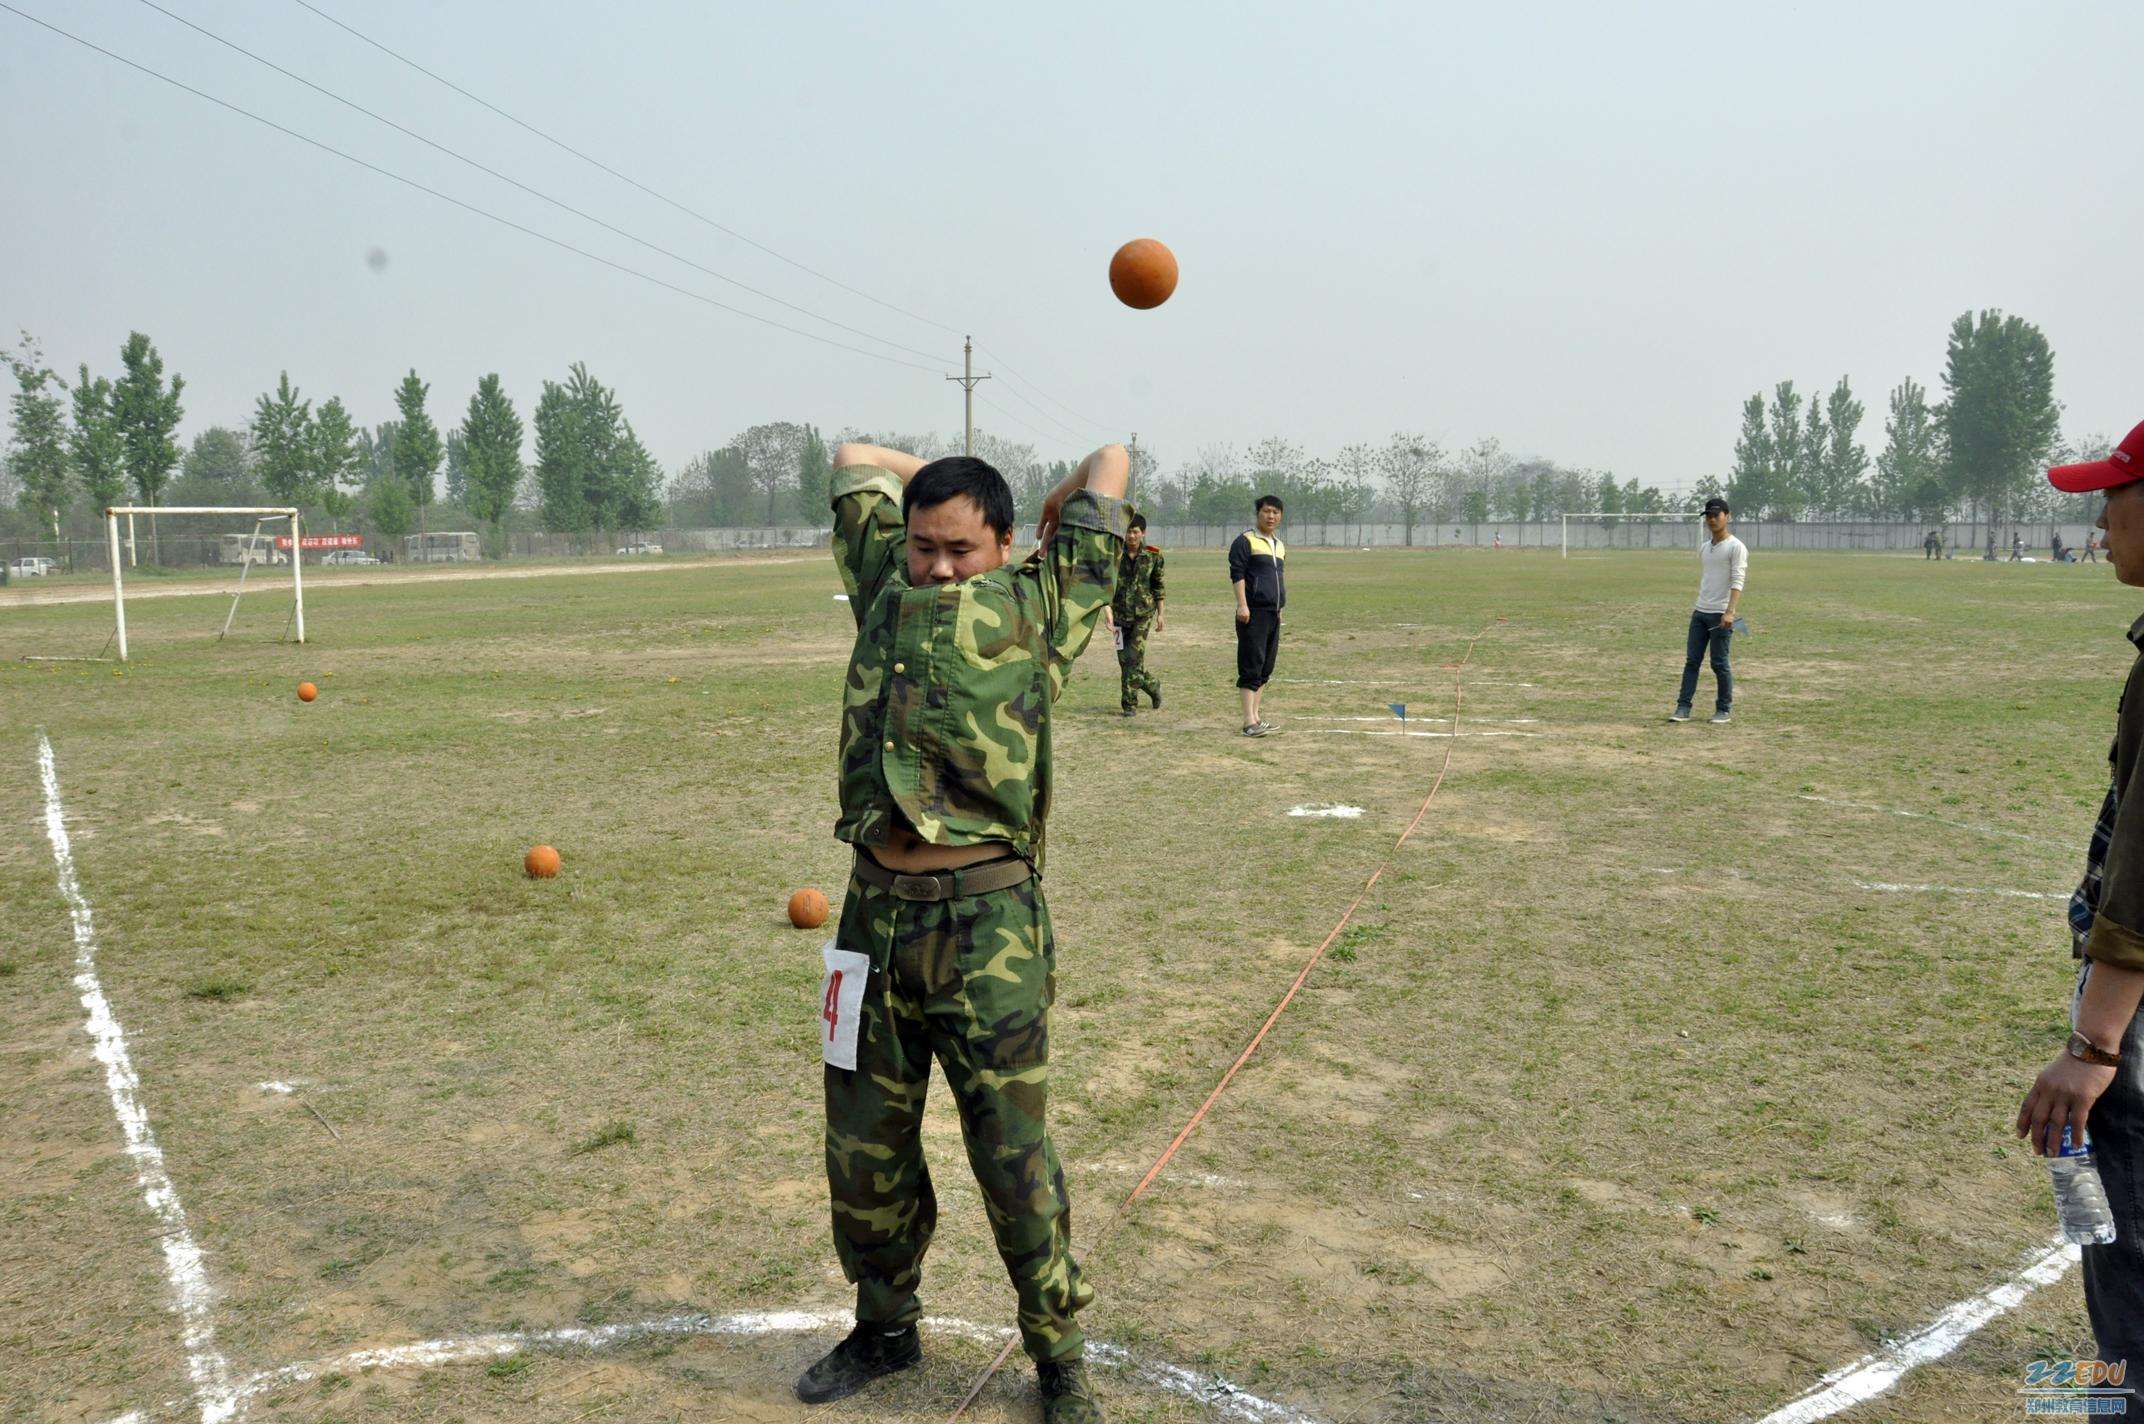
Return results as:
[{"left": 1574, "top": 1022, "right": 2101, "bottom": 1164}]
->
[
  {"left": 823, "top": 870, "right": 1091, "bottom": 1362},
  {"left": 1116, "top": 617, "right": 1160, "bottom": 710}
]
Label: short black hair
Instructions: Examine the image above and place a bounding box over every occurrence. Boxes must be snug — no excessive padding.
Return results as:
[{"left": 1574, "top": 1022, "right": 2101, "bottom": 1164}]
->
[
  {"left": 1127, "top": 512, "right": 1148, "bottom": 532},
  {"left": 1255, "top": 494, "right": 1284, "bottom": 514},
  {"left": 1702, "top": 497, "right": 1730, "bottom": 516},
  {"left": 905, "top": 456, "right": 1014, "bottom": 538}
]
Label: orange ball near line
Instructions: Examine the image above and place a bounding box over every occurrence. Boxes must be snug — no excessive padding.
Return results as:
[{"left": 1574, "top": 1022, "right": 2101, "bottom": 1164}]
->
[
  {"left": 788, "top": 887, "right": 829, "bottom": 929},
  {"left": 1109, "top": 238, "right": 1178, "bottom": 310},
  {"left": 296, "top": 681, "right": 319, "bottom": 702},
  {"left": 524, "top": 844, "right": 561, "bottom": 879}
]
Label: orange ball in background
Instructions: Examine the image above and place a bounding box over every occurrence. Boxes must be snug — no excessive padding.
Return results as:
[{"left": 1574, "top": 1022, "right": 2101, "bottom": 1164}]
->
[
  {"left": 1109, "top": 238, "right": 1178, "bottom": 310},
  {"left": 524, "top": 844, "right": 561, "bottom": 878},
  {"left": 788, "top": 887, "right": 830, "bottom": 929},
  {"left": 297, "top": 681, "right": 318, "bottom": 702}
]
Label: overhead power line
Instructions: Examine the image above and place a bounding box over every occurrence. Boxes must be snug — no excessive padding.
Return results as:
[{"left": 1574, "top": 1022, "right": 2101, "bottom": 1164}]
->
[
  {"left": 132, "top": 0, "right": 946, "bottom": 367},
  {"left": 975, "top": 343, "right": 1116, "bottom": 438},
  {"left": 0, "top": 3, "right": 941, "bottom": 376},
  {"left": 288, "top": 0, "right": 965, "bottom": 341},
  {"left": 287, "top": 0, "right": 1121, "bottom": 439}
]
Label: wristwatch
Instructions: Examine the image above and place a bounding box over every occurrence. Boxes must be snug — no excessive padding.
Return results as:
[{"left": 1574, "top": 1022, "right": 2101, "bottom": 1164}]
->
[{"left": 2068, "top": 1031, "right": 2124, "bottom": 1068}]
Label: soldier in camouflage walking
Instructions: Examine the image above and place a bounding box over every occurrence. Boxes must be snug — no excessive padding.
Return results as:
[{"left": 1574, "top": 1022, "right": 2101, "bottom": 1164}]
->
[
  {"left": 798, "top": 439, "right": 1128, "bottom": 1423},
  {"left": 1107, "top": 513, "right": 1165, "bottom": 716}
]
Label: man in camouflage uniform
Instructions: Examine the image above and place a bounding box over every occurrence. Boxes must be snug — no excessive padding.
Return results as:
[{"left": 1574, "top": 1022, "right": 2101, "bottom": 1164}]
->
[
  {"left": 1108, "top": 513, "right": 1165, "bottom": 716},
  {"left": 799, "top": 440, "right": 1128, "bottom": 1423}
]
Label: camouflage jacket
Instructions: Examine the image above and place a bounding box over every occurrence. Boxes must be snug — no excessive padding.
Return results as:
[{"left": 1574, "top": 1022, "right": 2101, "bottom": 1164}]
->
[
  {"left": 830, "top": 464, "right": 1127, "bottom": 871},
  {"left": 1111, "top": 545, "right": 1165, "bottom": 623}
]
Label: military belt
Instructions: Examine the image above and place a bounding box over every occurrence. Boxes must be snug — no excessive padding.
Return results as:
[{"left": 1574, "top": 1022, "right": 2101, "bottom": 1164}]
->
[{"left": 853, "top": 849, "right": 1033, "bottom": 902}]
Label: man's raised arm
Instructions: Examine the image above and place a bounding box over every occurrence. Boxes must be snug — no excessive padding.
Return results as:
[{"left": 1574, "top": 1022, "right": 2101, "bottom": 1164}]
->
[
  {"left": 1034, "top": 444, "right": 1129, "bottom": 546},
  {"left": 833, "top": 442, "right": 928, "bottom": 483}
]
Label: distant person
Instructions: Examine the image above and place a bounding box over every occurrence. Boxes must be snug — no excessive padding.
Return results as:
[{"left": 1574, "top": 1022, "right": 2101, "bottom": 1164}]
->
[
  {"left": 1988, "top": 528, "right": 2000, "bottom": 561},
  {"left": 2089, "top": 533, "right": 2104, "bottom": 564},
  {"left": 1925, "top": 529, "right": 1941, "bottom": 560},
  {"left": 1493, "top": 532, "right": 1504, "bottom": 549},
  {"left": 2017, "top": 420, "right": 2144, "bottom": 1403},
  {"left": 1667, "top": 497, "right": 1746, "bottom": 725},
  {"left": 1229, "top": 495, "right": 1287, "bottom": 737},
  {"left": 1108, "top": 513, "right": 1165, "bottom": 716},
  {"left": 2014, "top": 531, "right": 2026, "bottom": 561},
  {"left": 2056, "top": 532, "right": 2069, "bottom": 563}
]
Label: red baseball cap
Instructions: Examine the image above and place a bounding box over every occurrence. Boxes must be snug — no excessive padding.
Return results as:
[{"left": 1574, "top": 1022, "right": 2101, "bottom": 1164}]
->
[{"left": 2049, "top": 420, "right": 2144, "bottom": 493}]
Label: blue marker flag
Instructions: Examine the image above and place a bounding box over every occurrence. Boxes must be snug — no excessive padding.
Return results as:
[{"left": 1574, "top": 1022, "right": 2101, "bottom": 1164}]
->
[{"left": 1389, "top": 703, "right": 1407, "bottom": 720}]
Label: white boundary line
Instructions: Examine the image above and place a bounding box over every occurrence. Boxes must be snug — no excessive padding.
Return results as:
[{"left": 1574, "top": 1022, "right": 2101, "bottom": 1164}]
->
[
  {"left": 1751, "top": 1241, "right": 2077, "bottom": 1424},
  {"left": 38, "top": 733, "right": 238, "bottom": 1424},
  {"left": 1796, "top": 794, "right": 2070, "bottom": 851},
  {"left": 1299, "top": 729, "right": 1540, "bottom": 740},
  {"left": 1855, "top": 881, "right": 2068, "bottom": 902},
  {"left": 96, "top": 1310, "right": 1323, "bottom": 1424}
]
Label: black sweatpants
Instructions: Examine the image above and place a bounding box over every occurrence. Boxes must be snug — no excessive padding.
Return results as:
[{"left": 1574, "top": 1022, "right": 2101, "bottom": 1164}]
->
[
  {"left": 1236, "top": 608, "right": 1280, "bottom": 691},
  {"left": 2085, "top": 1002, "right": 2144, "bottom": 1394}
]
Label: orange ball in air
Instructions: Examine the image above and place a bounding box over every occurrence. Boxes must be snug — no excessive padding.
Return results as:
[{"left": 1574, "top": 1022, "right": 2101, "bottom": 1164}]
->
[
  {"left": 524, "top": 844, "right": 561, "bottom": 879},
  {"left": 296, "top": 681, "right": 319, "bottom": 702},
  {"left": 1109, "top": 238, "right": 1178, "bottom": 310},
  {"left": 788, "top": 887, "right": 829, "bottom": 929}
]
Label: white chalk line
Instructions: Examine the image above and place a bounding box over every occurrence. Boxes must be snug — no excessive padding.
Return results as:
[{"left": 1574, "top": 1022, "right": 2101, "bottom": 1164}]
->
[
  {"left": 1751, "top": 1240, "right": 2076, "bottom": 1424},
  {"left": 97, "top": 1309, "right": 1322, "bottom": 1424},
  {"left": 1288, "top": 804, "right": 1365, "bottom": 819},
  {"left": 1301, "top": 715, "right": 1539, "bottom": 724},
  {"left": 1278, "top": 678, "right": 1537, "bottom": 688},
  {"left": 1796, "top": 794, "right": 2070, "bottom": 851},
  {"left": 1300, "top": 729, "right": 1540, "bottom": 740},
  {"left": 1855, "top": 880, "right": 2068, "bottom": 901},
  {"left": 38, "top": 733, "right": 239, "bottom": 1424}
]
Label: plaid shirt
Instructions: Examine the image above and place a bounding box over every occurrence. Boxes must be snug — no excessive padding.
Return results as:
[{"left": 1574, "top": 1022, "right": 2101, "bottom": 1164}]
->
[{"left": 2072, "top": 765, "right": 2119, "bottom": 958}]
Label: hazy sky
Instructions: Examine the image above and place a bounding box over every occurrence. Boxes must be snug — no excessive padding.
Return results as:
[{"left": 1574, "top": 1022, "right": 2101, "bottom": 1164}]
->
[{"left": 3, "top": 1, "right": 2137, "bottom": 494}]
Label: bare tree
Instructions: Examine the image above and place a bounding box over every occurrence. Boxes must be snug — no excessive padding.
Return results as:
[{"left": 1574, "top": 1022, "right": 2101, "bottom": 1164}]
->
[
  {"left": 1379, "top": 433, "right": 1441, "bottom": 546},
  {"left": 734, "top": 421, "right": 808, "bottom": 524}
]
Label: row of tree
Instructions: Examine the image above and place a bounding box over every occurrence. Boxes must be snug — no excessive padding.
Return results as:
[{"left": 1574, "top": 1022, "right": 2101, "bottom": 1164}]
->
[
  {"left": 1715, "top": 310, "right": 2093, "bottom": 523},
  {"left": 3, "top": 331, "right": 669, "bottom": 559},
  {"left": 3, "top": 331, "right": 184, "bottom": 556},
  {"left": 9, "top": 308, "right": 2105, "bottom": 559}
]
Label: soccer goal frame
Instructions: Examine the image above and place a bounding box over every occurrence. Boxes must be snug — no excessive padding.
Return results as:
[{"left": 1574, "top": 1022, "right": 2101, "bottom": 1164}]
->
[
  {"left": 104, "top": 506, "right": 306, "bottom": 662},
  {"left": 1560, "top": 511, "right": 1703, "bottom": 559}
]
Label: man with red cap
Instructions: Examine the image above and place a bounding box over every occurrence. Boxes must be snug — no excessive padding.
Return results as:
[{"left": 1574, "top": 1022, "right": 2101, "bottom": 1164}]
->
[{"left": 2019, "top": 419, "right": 2144, "bottom": 1391}]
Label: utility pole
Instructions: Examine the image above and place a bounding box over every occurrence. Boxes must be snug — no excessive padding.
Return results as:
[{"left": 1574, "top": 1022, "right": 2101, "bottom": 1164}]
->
[
  {"left": 1129, "top": 432, "right": 1139, "bottom": 497},
  {"left": 946, "top": 335, "right": 989, "bottom": 455}
]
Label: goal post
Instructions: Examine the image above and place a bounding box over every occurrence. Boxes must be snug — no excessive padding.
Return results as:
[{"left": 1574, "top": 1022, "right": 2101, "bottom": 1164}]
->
[
  {"left": 1561, "top": 511, "right": 1703, "bottom": 559},
  {"left": 104, "top": 506, "right": 305, "bottom": 661}
]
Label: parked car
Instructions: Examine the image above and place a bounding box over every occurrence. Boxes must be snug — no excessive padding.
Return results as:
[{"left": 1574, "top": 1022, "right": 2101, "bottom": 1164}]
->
[
  {"left": 616, "top": 542, "right": 662, "bottom": 556},
  {"left": 320, "top": 549, "right": 381, "bottom": 566},
  {"left": 8, "top": 557, "right": 57, "bottom": 578}
]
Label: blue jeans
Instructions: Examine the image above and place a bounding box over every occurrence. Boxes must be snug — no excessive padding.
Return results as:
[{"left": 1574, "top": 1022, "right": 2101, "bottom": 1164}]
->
[{"left": 1676, "top": 611, "right": 1732, "bottom": 713}]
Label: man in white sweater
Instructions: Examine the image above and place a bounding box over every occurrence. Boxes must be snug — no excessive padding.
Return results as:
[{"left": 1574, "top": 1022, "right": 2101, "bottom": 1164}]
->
[{"left": 1669, "top": 497, "right": 1747, "bottom": 724}]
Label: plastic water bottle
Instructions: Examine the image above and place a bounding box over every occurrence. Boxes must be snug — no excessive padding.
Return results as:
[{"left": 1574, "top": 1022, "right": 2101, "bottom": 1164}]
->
[{"left": 2051, "top": 1127, "right": 2119, "bottom": 1246}]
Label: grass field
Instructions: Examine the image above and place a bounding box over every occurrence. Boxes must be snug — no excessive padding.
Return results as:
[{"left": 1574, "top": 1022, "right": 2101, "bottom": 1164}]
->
[{"left": 1, "top": 543, "right": 2127, "bottom": 1424}]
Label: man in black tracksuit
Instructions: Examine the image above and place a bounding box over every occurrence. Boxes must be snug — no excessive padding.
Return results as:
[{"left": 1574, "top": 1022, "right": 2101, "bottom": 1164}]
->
[{"left": 1229, "top": 495, "right": 1287, "bottom": 737}]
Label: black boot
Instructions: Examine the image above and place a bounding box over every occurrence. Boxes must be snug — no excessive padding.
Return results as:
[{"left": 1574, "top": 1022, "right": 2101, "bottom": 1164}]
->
[
  {"left": 795, "top": 1322, "right": 921, "bottom": 1403},
  {"left": 1148, "top": 684, "right": 1162, "bottom": 710},
  {"left": 1038, "top": 1359, "right": 1103, "bottom": 1423}
]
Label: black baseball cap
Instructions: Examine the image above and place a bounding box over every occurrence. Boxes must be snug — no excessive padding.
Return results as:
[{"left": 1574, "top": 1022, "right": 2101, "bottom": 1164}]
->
[{"left": 1702, "top": 497, "right": 1730, "bottom": 516}]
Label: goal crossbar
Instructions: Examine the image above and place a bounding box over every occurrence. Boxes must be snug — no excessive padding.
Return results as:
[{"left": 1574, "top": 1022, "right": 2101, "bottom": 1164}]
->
[
  {"left": 104, "top": 506, "right": 306, "bottom": 661},
  {"left": 1560, "top": 511, "right": 1701, "bottom": 559}
]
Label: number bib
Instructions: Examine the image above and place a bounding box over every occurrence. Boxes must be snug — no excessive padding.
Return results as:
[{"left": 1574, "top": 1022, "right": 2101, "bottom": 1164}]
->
[{"left": 820, "top": 940, "right": 871, "bottom": 1071}]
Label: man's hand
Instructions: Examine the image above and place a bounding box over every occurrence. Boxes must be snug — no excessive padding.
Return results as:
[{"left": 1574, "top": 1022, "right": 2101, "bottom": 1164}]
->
[
  {"left": 1236, "top": 605, "right": 1251, "bottom": 625},
  {"left": 2018, "top": 1052, "right": 2120, "bottom": 1157},
  {"left": 1155, "top": 610, "right": 1165, "bottom": 634}
]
